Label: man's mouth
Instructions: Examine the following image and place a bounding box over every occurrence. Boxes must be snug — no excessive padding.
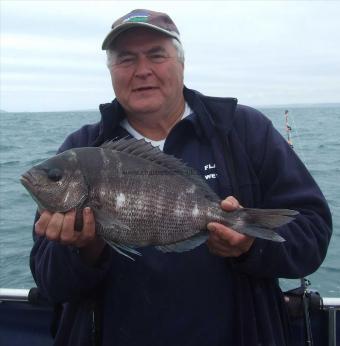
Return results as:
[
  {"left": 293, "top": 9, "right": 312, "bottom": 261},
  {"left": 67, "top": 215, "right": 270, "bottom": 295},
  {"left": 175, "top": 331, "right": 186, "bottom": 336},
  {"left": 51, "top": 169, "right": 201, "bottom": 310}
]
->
[{"left": 132, "top": 86, "right": 158, "bottom": 92}]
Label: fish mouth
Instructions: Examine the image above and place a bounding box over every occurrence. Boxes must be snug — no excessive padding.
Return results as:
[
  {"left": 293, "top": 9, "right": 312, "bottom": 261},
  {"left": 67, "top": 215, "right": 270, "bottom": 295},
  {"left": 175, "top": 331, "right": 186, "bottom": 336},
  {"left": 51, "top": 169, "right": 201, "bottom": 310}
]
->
[
  {"left": 20, "top": 172, "right": 45, "bottom": 210},
  {"left": 20, "top": 171, "right": 40, "bottom": 200},
  {"left": 20, "top": 172, "right": 35, "bottom": 190}
]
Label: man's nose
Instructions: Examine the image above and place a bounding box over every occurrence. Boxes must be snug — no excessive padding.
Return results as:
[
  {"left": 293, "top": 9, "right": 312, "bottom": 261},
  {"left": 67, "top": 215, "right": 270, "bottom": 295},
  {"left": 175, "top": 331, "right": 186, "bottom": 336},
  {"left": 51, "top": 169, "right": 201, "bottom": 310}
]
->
[{"left": 134, "top": 56, "right": 152, "bottom": 78}]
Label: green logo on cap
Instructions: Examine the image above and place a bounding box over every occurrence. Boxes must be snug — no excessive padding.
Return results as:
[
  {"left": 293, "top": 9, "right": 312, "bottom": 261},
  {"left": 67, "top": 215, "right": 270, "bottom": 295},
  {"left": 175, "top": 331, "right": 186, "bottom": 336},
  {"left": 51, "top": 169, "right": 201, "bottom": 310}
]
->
[{"left": 126, "top": 16, "right": 148, "bottom": 23}]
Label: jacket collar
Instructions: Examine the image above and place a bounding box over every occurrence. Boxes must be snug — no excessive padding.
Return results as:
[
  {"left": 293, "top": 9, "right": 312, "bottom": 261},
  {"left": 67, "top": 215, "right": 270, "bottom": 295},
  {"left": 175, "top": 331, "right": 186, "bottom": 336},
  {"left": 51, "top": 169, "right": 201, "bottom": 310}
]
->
[
  {"left": 97, "top": 86, "right": 238, "bottom": 142},
  {"left": 183, "top": 87, "right": 238, "bottom": 137},
  {"left": 98, "top": 101, "right": 126, "bottom": 142}
]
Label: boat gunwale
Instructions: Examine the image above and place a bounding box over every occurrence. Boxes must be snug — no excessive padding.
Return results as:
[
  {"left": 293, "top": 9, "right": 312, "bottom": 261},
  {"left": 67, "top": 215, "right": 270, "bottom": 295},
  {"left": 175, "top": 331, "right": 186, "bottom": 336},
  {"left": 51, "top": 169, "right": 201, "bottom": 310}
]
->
[{"left": 1, "top": 287, "right": 340, "bottom": 310}]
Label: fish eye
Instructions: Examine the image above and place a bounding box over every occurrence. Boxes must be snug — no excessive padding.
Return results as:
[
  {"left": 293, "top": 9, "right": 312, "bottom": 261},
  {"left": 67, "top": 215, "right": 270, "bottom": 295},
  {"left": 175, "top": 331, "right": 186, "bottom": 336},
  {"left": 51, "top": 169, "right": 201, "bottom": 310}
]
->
[{"left": 47, "top": 168, "right": 63, "bottom": 182}]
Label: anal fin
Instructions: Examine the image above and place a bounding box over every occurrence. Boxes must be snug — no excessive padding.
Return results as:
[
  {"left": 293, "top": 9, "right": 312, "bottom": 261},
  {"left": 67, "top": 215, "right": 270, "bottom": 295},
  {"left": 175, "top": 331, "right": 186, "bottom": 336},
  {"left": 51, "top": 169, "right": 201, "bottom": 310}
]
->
[{"left": 155, "top": 232, "right": 208, "bottom": 253}]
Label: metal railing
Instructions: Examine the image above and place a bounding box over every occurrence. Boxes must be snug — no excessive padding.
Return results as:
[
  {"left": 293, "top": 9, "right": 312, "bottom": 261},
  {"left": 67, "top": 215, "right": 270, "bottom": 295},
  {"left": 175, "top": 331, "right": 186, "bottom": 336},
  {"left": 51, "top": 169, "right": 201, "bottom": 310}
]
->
[
  {"left": 323, "top": 298, "right": 340, "bottom": 346},
  {"left": 1, "top": 288, "right": 340, "bottom": 345},
  {"left": 0, "top": 288, "right": 30, "bottom": 302},
  {"left": 2, "top": 287, "right": 340, "bottom": 306}
]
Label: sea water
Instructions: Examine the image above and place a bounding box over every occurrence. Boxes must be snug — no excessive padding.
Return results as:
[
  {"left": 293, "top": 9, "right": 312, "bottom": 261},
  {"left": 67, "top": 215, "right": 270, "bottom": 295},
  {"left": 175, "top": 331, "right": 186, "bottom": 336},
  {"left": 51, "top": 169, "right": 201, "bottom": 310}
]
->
[{"left": 0, "top": 106, "right": 339, "bottom": 297}]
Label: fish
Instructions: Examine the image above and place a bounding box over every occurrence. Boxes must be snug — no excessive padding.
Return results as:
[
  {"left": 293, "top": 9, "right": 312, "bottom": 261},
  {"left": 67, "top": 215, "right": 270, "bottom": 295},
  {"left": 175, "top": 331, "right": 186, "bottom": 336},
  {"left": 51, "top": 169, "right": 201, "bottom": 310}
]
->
[{"left": 21, "top": 137, "right": 298, "bottom": 259}]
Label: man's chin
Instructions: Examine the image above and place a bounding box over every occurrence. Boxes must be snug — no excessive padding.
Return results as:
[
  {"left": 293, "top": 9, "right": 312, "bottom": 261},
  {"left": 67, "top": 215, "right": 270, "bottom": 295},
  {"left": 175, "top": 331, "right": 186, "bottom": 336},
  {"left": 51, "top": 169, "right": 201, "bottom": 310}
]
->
[{"left": 128, "top": 102, "right": 163, "bottom": 115}]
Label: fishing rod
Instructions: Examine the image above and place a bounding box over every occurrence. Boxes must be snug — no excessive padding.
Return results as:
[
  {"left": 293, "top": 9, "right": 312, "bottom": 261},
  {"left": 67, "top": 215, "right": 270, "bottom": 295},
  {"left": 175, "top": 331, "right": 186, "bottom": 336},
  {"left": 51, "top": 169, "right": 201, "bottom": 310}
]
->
[
  {"left": 284, "top": 109, "right": 307, "bottom": 163},
  {"left": 301, "top": 278, "right": 314, "bottom": 346},
  {"left": 284, "top": 111, "right": 314, "bottom": 344},
  {"left": 284, "top": 110, "right": 294, "bottom": 148}
]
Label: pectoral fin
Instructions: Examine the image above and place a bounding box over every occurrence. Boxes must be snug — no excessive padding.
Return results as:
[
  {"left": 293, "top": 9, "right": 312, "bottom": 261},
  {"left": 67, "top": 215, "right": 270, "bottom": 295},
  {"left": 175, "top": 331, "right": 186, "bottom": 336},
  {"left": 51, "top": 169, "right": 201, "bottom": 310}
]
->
[
  {"left": 93, "top": 208, "right": 131, "bottom": 232},
  {"left": 104, "top": 240, "right": 141, "bottom": 261}
]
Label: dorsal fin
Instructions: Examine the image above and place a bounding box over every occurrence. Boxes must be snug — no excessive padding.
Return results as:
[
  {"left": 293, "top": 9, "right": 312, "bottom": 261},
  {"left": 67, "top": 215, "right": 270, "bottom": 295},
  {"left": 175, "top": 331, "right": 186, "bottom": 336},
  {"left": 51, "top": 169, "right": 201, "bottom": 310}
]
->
[{"left": 101, "top": 138, "right": 220, "bottom": 202}]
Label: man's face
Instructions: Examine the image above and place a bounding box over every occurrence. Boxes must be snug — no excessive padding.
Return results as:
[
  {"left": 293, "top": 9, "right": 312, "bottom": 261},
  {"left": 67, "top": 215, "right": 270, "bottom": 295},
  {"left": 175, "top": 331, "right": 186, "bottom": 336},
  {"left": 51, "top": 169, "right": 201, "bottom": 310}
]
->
[{"left": 108, "top": 28, "right": 184, "bottom": 117}]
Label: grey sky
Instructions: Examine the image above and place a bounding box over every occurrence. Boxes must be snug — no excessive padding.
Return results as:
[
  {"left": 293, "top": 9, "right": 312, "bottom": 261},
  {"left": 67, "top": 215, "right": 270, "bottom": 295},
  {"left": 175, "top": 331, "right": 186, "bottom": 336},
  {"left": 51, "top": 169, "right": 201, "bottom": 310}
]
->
[{"left": 1, "top": 0, "right": 340, "bottom": 112}]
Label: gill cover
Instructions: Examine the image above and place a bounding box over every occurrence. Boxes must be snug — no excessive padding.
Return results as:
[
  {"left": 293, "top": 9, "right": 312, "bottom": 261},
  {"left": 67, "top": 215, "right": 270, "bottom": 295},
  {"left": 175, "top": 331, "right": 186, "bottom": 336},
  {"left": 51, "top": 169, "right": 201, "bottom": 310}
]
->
[{"left": 23, "top": 149, "right": 89, "bottom": 212}]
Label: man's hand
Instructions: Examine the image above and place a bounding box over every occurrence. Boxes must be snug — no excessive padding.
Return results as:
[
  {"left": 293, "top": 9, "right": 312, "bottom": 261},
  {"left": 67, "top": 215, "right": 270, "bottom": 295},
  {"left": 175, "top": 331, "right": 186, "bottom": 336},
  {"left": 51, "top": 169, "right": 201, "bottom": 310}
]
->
[
  {"left": 207, "top": 196, "right": 254, "bottom": 258},
  {"left": 35, "top": 208, "right": 106, "bottom": 265}
]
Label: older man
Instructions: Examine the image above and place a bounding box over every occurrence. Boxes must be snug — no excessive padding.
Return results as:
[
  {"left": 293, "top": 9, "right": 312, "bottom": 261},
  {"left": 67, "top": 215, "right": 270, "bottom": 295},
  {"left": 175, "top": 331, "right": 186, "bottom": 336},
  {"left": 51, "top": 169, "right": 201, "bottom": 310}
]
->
[{"left": 31, "top": 9, "right": 332, "bottom": 346}]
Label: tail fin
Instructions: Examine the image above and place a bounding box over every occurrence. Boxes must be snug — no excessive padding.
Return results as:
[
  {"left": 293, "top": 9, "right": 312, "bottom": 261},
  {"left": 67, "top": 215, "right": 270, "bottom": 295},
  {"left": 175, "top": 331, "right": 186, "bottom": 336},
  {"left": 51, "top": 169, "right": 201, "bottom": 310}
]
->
[{"left": 221, "top": 208, "right": 298, "bottom": 242}]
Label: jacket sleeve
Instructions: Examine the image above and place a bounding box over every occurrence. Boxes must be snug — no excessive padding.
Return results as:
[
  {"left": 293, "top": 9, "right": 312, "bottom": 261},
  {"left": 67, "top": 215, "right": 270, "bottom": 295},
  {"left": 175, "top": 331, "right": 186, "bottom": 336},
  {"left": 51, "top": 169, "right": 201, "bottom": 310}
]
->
[
  {"left": 232, "top": 107, "right": 332, "bottom": 279},
  {"left": 30, "top": 227, "right": 112, "bottom": 303},
  {"left": 29, "top": 123, "right": 113, "bottom": 304}
]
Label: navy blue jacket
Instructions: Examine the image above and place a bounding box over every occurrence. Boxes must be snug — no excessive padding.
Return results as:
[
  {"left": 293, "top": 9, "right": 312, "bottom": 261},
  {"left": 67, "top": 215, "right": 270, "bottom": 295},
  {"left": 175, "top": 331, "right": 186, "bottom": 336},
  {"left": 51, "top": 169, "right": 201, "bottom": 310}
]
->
[{"left": 30, "top": 87, "right": 332, "bottom": 345}]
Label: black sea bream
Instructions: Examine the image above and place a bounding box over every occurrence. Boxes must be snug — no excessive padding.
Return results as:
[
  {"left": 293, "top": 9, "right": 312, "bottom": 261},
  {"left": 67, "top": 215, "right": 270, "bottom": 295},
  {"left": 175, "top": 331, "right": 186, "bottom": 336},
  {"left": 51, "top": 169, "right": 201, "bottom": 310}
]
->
[{"left": 21, "top": 138, "right": 298, "bottom": 258}]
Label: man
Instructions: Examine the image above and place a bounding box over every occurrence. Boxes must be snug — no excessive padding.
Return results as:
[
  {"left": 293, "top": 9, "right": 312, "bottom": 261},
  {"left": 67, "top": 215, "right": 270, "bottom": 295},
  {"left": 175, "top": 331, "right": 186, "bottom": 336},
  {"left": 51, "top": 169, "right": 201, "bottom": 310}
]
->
[{"left": 30, "top": 9, "right": 332, "bottom": 346}]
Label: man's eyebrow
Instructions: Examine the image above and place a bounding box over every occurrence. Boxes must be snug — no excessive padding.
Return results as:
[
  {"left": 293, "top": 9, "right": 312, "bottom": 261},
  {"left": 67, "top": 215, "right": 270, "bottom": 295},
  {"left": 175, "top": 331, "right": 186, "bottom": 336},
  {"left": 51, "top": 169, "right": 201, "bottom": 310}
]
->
[
  {"left": 115, "top": 50, "right": 135, "bottom": 58},
  {"left": 146, "top": 46, "right": 167, "bottom": 54},
  {"left": 115, "top": 46, "right": 167, "bottom": 57}
]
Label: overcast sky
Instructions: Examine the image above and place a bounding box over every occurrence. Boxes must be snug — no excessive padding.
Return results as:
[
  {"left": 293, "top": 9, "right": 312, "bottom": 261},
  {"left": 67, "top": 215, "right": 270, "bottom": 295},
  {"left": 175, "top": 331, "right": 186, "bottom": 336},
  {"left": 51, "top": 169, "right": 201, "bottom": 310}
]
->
[{"left": 1, "top": 1, "right": 340, "bottom": 112}]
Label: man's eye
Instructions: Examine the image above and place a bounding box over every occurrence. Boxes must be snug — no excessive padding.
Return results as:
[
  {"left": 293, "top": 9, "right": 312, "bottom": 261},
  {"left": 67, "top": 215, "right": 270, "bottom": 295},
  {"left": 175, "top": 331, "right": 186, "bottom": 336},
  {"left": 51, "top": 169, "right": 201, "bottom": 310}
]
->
[
  {"left": 149, "top": 54, "right": 167, "bottom": 63},
  {"left": 116, "top": 56, "right": 135, "bottom": 66}
]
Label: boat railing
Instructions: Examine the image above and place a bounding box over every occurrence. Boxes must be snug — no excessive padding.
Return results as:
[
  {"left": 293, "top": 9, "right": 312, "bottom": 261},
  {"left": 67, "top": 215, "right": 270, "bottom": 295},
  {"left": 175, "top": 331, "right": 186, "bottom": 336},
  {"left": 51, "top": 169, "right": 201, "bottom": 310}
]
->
[
  {"left": 2, "top": 287, "right": 340, "bottom": 306},
  {"left": 323, "top": 298, "right": 340, "bottom": 346},
  {"left": 0, "top": 288, "right": 30, "bottom": 302},
  {"left": 0, "top": 287, "right": 51, "bottom": 305},
  {"left": 1, "top": 287, "right": 340, "bottom": 345}
]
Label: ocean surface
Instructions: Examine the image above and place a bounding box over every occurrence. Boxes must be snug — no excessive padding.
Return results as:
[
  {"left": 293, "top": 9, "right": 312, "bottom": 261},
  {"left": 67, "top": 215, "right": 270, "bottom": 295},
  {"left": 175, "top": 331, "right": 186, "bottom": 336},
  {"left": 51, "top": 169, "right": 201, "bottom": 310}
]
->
[{"left": 0, "top": 105, "right": 339, "bottom": 297}]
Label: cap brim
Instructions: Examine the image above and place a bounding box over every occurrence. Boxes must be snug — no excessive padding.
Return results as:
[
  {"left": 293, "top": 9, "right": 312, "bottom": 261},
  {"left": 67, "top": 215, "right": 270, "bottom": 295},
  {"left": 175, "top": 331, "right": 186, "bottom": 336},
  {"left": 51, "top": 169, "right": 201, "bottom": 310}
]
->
[{"left": 101, "top": 22, "right": 180, "bottom": 50}]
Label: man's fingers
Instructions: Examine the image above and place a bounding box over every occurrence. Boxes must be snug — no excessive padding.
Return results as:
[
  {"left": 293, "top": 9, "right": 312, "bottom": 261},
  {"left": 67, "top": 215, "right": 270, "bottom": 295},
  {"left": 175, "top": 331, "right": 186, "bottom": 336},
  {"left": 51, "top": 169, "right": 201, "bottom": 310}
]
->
[
  {"left": 207, "top": 222, "right": 254, "bottom": 257},
  {"left": 59, "top": 210, "right": 77, "bottom": 244},
  {"left": 211, "top": 223, "right": 252, "bottom": 247},
  {"left": 221, "top": 196, "right": 241, "bottom": 211},
  {"left": 35, "top": 208, "right": 97, "bottom": 249},
  {"left": 35, "top": 210, "right": 52, "bottom": 236},
  {"left": 76, "top": 208, "right": 96, "bottom": 247},
  {"left": 207, "top": 222, "right": 237, "bottom": 242},
  {"left": 45, "top": 212, "right": 64, "bottom": 241}
]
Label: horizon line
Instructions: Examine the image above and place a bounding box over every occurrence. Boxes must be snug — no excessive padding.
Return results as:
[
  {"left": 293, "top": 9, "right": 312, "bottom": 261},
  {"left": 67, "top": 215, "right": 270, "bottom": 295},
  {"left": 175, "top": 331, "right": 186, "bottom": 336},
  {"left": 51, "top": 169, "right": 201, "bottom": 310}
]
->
[{"left": 1, "top": 102, "right": 340, "bottom": 114}]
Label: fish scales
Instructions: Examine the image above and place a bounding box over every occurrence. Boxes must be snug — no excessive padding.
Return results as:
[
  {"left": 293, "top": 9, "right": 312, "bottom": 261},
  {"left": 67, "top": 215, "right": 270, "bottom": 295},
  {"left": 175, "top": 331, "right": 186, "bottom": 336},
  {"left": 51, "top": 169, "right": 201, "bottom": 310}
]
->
[
  {"left": 89, "top": 159, "right": 209, "bottom": 245},
  {"left": 21, "top": 137, "right": 299, "bottom": 259},
  {"left": 61, "top": 144, "right": 207, "bottom": 246}
]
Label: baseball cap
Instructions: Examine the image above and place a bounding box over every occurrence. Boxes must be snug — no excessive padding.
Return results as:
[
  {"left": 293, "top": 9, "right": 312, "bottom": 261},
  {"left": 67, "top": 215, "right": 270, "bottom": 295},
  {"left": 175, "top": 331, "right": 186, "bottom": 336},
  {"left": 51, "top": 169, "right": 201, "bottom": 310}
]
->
[{"left": 102, "top": 9, "right": 181, "bottom": 50}]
